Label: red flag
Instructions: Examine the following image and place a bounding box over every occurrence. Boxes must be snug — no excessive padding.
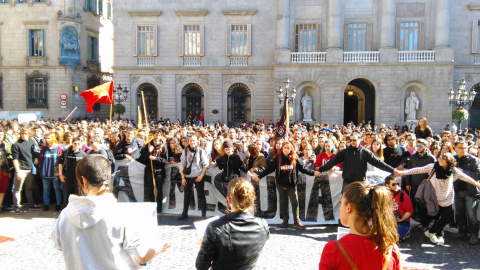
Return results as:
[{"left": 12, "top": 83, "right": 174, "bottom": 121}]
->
[
  {"left": 275, "top": 99, "right": 289, "bottom": 140},
  {"left": 79, "top": 81, "right": 113, "bottom": 113},
  {"left": 199, "top": 112, "right": 204, "bottom": 122},
  {"left": 262, "top": 115, "right": 265, "bottom": 125}
]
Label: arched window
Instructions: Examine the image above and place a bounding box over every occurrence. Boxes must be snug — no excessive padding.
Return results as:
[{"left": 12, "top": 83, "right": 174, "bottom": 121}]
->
[
  {"left": 469, "top": 83, "right": 480, "bottom": 128},
  {"left": 228, "top": 83, "right": 251, "bottom": 125},
  {"left": 137, "top": 83, "right": 158, "bottom": 120},
  {"left": 182, "top": 83, "right": 204, "bottom": 123}
]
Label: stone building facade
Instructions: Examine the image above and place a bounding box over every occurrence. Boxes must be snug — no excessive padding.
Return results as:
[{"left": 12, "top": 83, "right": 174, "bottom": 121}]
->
[
  {"left": 0, "top": 0, "right": 113, "bottom": 120},
  {"left": 112, "top": 0, "right": 476, "bottom": 132}
]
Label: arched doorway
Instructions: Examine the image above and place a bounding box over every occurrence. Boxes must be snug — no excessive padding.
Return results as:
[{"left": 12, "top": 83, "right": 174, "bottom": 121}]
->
[
  {"left": 227, "top": 83, "right": 251, "bottom": 126},
  {"left": 182, "top": 83, "right": 204, "bottom": 123},
  {"left": 469, "top": 82, "right": 480, "bottom": 129},
  {"left": 137, "top": 83, "right": 158, "bottom": 120},
  {"left": 343, "top": 79, "right": 375, "bottom": 125}
]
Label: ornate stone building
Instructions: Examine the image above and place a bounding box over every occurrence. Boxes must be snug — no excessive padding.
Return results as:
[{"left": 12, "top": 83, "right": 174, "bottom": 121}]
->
[
  {"left": 114, "top": 1, "right": 478, "bottom": 131},
  {"left": 0, "top": 0, "right": 113, "bottom": 119}
]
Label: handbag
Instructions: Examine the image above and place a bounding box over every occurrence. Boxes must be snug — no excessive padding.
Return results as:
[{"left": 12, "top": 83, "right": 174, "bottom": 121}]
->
[
  {"left": 183, "top": 148, "right": 197, "bottom": 175},
  {"left": 414, "top": 168, "right": 439, "bottom": 216}
]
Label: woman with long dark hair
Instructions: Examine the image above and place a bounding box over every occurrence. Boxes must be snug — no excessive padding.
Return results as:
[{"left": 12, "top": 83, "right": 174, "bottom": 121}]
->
[
  {"left": 252, "top": 141, "right": 320, "bottom": 229},
  {"left": 319, "top": 182, "right": 402, "bottom": 269},
  {"left": 397, "top": 152, "right": 480, "bottom": 246},
  {"left": 414, "top": 117, "right": 433, "bottom": 139}
]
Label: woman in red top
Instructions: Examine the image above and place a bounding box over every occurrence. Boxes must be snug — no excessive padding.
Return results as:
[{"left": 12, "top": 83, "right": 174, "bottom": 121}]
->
[
  {"left": 319, "top": 182, "right": 401, "bottom": 270},
  {"left": 314, "top": 140, "right": 340, "bottom": 170}
]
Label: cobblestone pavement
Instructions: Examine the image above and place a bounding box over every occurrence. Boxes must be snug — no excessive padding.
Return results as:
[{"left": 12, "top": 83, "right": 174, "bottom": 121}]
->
[{"left": 1, "top": 209, "right": 480, "bottom": 270}]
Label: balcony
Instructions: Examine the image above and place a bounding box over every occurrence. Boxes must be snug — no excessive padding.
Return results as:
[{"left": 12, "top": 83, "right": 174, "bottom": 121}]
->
[
  {"left": 137, "top": 57, "right": 155, "bottom": 67},
  {"left": 183, "top": 57, "right": 201, "bottom": 67},
  {"left": 230, "top": 57, "right": 248, "bottom": 66},
  {"left": 291, "top": 52, "right": 326, "bottom": 63},
  {"left": 398, "top": 51, "right": 435, "bottom": 62},
  {"left": 343, "top": 51, "right": 379, "bottom": 63}
]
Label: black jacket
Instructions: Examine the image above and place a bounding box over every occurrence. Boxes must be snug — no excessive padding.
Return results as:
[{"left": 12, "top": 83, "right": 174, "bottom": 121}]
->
[
  {"left": 113, "top": 137, "right": 143, "bottom": 160},
  {"left": 59, "top": 146, "right": 87, "bottom": 180},
  {"left": 404, "top": 151, "right": 436, "bottom": 187},
  {"left": 319, "top": 146, "right": 394, "bottom": 182},
  {"left": 216, "top": 152, "right": 248, "bottom": 182},
  {"left": 258, "top": 154, "right": 315, "bottom": 188},
  {"left": 196, "top": 211, "right": 269, "bottom": 270},
  {"left": 455, "top": 154, "right": 480, "bottom": 197},
  {"left": 138, "top": 139, "right": 169, "bottom": 172}
]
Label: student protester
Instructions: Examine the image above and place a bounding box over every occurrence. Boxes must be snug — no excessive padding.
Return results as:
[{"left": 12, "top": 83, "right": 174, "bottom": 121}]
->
[
  {"left": 178, "top": 135, "right": 209, "bottom": 220},
  {"left": 397, "top": 152, "right": 480, "bottom": 246},
  {"left": 385, "top": 175, "right": 414, "bottom": 242},
  {"left": 114, "top": 127, "right": 143, "bottom": 161},
  {"left": 196, "top": 178, "right": 270, "bottom": 270},
  {"left": 0, "top": 128, "right": 10, "bottom": 212},
  {"left": 52, "top": 154, "right": 157, "bottom": 269},
  {"left": 12, "top": 127, "right": 41, "bottom": 214},
  {"left": 58, "top": 137, "right": 87, "bottom": 209},
  {"left": 88, "top": 136, "right": 108, "bottom": 158},
  {"left": 38, "top": 132, "right": 64, "bottom": 211},
  {"left": 319, "top": 182, "right": 401, "bottom": 269},
  {"left": 252, "top": 141, "right": 321, "bottom": 229},
  {"left": 452, "top": 140, "right": 480, "bottom": 245}
]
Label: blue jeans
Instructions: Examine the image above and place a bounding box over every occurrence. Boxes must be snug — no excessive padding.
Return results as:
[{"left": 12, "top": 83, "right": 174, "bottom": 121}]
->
[
  {"left": 455, "top": 190, "right": 478, "bottom": 236},
  {"left": 43, "top": 178, "right": 62, "bottom": 206}
]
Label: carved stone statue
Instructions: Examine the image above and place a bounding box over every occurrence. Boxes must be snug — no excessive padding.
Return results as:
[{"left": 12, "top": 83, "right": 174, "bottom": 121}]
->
[
  {"left": 301, "top": 93, "right": 313, "bottom": 120},
  {"left": 405, "top": 92, "right": 420, "bottom": 120},
  {"left": 59, "top": 25, "right": 80, "bottom": 67}
]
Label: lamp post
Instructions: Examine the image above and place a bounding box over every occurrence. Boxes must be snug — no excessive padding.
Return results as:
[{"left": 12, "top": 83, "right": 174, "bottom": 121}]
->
[
  {"left": 112, "top": 84, "right": 129, "bottom": 118},
  {"left": 276, "top": 78, "right": 297, "bottom": 104},
  {"left": 447, "top": 77, "right": 476, "bottom": 130}
]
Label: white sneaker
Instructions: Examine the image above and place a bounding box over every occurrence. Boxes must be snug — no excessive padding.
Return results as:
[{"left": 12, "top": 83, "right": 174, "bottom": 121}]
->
[
  {"left": 437, "top": 236, "right": 445, "bottom": 246},
  {"left": 425, "top": 230, "right": 439, "bottom": 244}
]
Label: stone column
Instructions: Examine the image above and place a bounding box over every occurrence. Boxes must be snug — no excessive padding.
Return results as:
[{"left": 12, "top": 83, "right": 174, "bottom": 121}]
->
[
  {"left": 435, "top": 0, "right": 450, "bottom": 48},
  {"left": 327, "top": 0, "right": 344, "bottom": 49},
  {"left": 379, "top": 0, "right": 396, "bottom": 49},
  {"left": 277, "top": 0, "right": 290, "bottom": 50}
]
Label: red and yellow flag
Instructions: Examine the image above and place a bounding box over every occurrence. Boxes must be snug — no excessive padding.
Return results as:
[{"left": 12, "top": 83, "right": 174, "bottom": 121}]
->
[{"left": 79, "top": 81, "right": 113, "bottom": 113}]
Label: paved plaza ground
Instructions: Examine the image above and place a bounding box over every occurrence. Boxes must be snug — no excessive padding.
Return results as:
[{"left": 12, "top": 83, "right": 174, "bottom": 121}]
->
[{"left": 1, "top": 209, "right": 480, "bottom": 270}]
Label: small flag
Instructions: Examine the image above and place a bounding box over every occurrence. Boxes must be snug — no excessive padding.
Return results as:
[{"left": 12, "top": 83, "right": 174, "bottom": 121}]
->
[
  {"left": 262, "top": 115, "right": 265, "bottom": 125},
  {"left": 275, "top": 99, "right": 289, "bottom": 140},
  {"left": 79, "top": 81, "right": 113, "bottom": 113}
]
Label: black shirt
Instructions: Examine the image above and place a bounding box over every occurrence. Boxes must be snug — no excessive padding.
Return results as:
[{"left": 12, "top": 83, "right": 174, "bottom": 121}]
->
[
  {"left": 12, "top": 139, "right": 34, "bottom": 170},
  {"left": 383, "top": 145, "right": 410, "bottom": 168}
]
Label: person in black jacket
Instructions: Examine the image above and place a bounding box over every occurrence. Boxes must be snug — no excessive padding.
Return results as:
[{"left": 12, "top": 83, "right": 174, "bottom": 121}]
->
[
  {"left": 252, "top": 141, "right": 321, "bottom": 229},
  {"left": 196, "top": 177, "right": 269, "bottom": 270},
  {"left": 58, "top": 137, "right": 87, "bottom": 209},
  {"left": 453, "top": 140, "right": 480, "bottom": 244},
  {"left": 404, "top": 139, "right": 435, "bottom": 223},
  {"left": 211, "top": 140, "right": 254, "bottom": 197},
  {"left": 318, "top": 133, "right": 397, "bottom": 191},
  {"left": 113, "top": 127, "right": 143, "bottom": 161},
  {"left": 139, "top": 129, "right": 168, "bottom": 214}
]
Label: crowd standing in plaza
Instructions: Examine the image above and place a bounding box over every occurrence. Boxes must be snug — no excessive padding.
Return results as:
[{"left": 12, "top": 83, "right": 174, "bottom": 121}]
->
[{"left": 1, "top": 115, "right": 480, "bottom": 269}]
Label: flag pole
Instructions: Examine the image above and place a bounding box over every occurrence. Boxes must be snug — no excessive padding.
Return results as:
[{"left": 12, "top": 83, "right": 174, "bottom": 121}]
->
[
  {"left": 141, "top": 91, "right": 156, "bottom": 202},
  {"left": 64, "top": 107, "right": 78, "bottom": 121},
  {"left": 109, "top": 103, "right": 113, "bottom": 124}
]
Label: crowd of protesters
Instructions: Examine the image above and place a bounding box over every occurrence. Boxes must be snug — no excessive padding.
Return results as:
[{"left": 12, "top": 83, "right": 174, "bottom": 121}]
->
[{"left": 2, "top": 115, "right": 480, "bottom": 268}]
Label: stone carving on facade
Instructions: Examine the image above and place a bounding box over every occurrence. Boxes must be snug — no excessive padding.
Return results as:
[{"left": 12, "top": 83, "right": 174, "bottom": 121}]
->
[
  {"left": 132, "top": 75, "right": 140, "bottom": 84},
  {"left": 59, "top": 25, "right": 80, "bottom": 67},
  {"left": 176, "top": 76, "right": 186, "bottom": 84},
  {"left": 26, "top": 70, "right": 49, "bottom": 80},
  {"left": 301, "top": 93, "right": 313, "bottom": 120},
  {"left": 223, "top": 75, "right": 232, "bottom": 84},
  {"left": 199, "top": 75, "right": 208, "bottom": 84},
  {"left": 154, "top": 76, "right": 162, "bottom": 84},
  {"left": 405, "top": 92, "right": 420, "bottom": 121},
  {"left": 247, "top": 75, "right": 255, "bottom": 85}
]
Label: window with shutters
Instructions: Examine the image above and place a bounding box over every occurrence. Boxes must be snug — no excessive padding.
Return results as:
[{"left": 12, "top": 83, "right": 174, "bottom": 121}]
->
[
  {"left": 477, "top": 21, "right": 480, "bottom": 52},
  {"left": 88, "top": 35, "right": 99, "bottom": 62},
  {"left": 28, "top": 29, "right": 44, "bottom": 57},
  {"left": 136, "top": 26, "right": 156, "bottom": 56},
  {"left": 97, "top": 0, "right": 103, "bottom": 16},
  {"left": 184, "top": 25, "right": 201, "bottom": 56},
  {"left": 230, "top": 25, "right": 248, "bottom": 56},
  {"left": 347, "top": 23, "right": 367, "bottom": 51},
  {"left": 399, "top": 22, "right": 419, "bottom": 51},
  {"left": 107, "top": 1, "right": 112, "bottom": 19},
  {"left": 85, "top": 0, "right": 95, "bottom": 12},
  {"left": 26, "top": 71, "right": 48, "bottom": 109},
  {"left": 295, "top": 24, "right": 318, "bottom": 52}
]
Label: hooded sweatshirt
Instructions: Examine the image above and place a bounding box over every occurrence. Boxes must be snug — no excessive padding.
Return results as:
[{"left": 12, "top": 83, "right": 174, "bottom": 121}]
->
[{"left": 51, "top": 194, "right": 149, "bottom": 270}]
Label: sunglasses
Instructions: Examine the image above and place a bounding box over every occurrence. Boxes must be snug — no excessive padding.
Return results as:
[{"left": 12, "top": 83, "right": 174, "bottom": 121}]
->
[
  {"left": 416, "top": 145, "right": 425, "bottom": 148},
  {"left": 390, "top": 183, "right": 399, "bottom": 186},
  {"left": 407, "top": 139, "right": 415, "bottom": 141}
]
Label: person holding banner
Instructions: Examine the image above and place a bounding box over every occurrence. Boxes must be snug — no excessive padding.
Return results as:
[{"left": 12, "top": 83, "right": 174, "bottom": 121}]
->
[
  {"left": 196, "top": 177, "right": 270, "bottom": 270},
  {"left": 178, "top": 135, "right": 209, "bottom": 220},
  {"left": 252, "top": 141, "right": 321, "bottom": 229},
  {"left": 114, "top": 127, "right": 143, "bottom": 161},
  {"left": 319, "top": 182, "right": 401, "bottom": 269}
]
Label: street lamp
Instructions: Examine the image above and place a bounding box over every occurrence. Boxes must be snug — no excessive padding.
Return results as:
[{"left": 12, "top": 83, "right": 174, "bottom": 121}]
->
[
  {"left": 448, "top": 78, "right": 476, "bottom": 107},
  {"left": 114, "top": 84, "right": 129, "bottom": 103},
  {"left": 276, "top": 79, "right": 297, "bottom": 104}
]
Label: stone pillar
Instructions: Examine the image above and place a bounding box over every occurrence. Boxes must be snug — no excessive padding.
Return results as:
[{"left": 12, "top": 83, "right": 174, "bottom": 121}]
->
[
  {"left": 435, "top": 0, "right": 450, "bottom": 48},
  {"left": 379, "top": 0, "right": 396, "bottom": 49},
  {"left": 277, "top": 0, "right": 290, "bottom": 50},
  {"left": 326, "top": 0, "right": 344, "bottom": 62}
]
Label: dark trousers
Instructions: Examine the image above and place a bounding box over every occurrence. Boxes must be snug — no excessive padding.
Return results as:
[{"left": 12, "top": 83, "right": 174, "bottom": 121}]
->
[
  {"left": 426, "top": 205, "right": 454, "bottom": 237},
  {"left": 144, "top": 168, "right": 164, "bottom": 212},
  {"left": 277, "top": 185, "right": 299, "bottom": 220},
  {"left": 454, "top": 190, "right": 478, "bottom": 236},
  {"left": 61, "top": 176, "right": 79, "bottom": 209},
  {"left": 2, "top": 160, "right": 15, "bottom": 207},
  {"left": 183, "top": 177, "right": 206, "bottom": 215}
]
